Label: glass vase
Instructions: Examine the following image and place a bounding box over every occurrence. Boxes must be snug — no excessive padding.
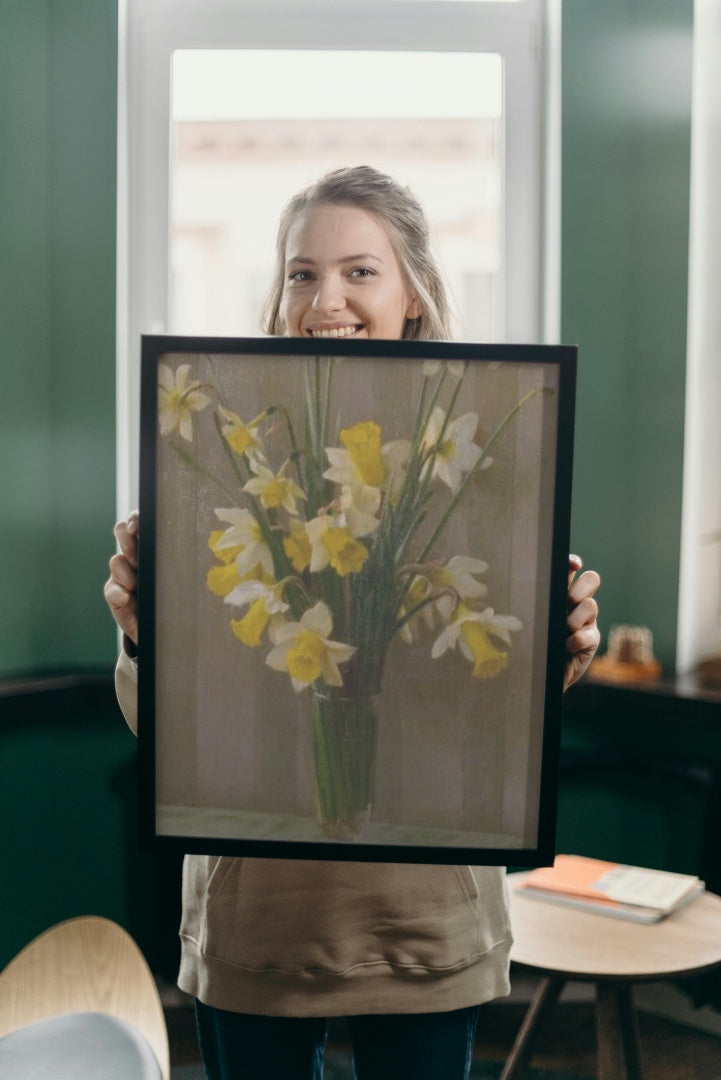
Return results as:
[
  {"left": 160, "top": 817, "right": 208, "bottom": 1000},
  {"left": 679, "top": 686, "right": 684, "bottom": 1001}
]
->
[{"left": 310, "top": 689, "right": 378, "bottom": 841}]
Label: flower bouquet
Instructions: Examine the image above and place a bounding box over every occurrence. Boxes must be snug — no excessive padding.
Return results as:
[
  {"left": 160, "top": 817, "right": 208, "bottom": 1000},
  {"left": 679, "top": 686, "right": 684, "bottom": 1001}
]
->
[{"left": 158, "top": 355, "right": 542, "bottom": 839}]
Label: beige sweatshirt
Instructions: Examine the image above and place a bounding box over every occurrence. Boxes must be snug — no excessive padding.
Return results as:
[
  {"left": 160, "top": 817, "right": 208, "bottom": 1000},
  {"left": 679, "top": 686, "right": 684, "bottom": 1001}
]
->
[{"left": 116, "top": 650, "right": 512, "bottom": 1016}]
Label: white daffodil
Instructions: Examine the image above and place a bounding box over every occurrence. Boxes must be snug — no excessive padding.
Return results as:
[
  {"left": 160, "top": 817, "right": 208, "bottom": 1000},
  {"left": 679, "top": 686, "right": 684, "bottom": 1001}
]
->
[
  {"left": 428, "top": 556, "right": 489, "bottom": 605},
  {"left": 337, "top": 484, "right": 381, "bottom": 538},
  {"left": 422, "top": 359, "right": 467, "bottom": 379},
  {"left": 431, "top": 604, "right": 522, "bottom": 680},
  {"left": 158, "top": 363, "right": 211, "bottom": 441},
  {"left": 381, "top": 439, "right": 412, "bottom": 502},
  {"left": 213, "top": 508, "right": 275, "bottom": 578},
  {"left": 422, "top": 406, "right": 483, "bottom": 493},
  {"left": 400, "top": 556, "right": 490, "bottom": 643},
  {"left": 266, "top": 601, "right": 356, "bottom": 692},
  {"left": 223, "top": 578, "right": 289, "bottom": 614},
  {"left": 243, "top": 459, "right": 306, "bottom": 515}
]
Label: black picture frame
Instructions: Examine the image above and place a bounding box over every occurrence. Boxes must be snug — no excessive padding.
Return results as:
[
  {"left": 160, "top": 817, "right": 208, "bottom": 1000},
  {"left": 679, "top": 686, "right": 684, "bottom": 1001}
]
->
[{"left": 138, "top": 335, "right": 576, "bottom": 865}]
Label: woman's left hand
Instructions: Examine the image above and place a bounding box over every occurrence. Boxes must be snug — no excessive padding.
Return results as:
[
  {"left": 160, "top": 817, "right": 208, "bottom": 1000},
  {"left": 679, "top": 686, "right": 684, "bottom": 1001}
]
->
[{"left": 564, "top": 555, "right": 601, "bottom": 691}]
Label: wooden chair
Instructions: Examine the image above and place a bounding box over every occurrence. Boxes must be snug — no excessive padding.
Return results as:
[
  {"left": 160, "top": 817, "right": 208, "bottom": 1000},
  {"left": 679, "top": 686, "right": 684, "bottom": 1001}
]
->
[{"left": 0, "top": 915, "right": 169, "bottom": 1079}]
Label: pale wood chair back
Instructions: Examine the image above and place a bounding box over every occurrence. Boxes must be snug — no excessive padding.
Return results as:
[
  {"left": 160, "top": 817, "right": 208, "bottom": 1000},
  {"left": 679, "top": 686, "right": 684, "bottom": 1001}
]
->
[{"left": 0, "top": 915, "right": 169, "bottom": 1080}]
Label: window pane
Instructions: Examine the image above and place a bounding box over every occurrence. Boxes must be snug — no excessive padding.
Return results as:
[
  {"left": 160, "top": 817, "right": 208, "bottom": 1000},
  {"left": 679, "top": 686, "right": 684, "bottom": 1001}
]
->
[{"left": 170, "top": 50, "right": 503, "bottom": 340}]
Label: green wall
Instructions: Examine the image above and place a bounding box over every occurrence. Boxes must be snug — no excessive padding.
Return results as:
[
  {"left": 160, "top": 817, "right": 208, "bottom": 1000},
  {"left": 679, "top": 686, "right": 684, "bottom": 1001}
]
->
[
  {"left": 0, "top": 1, "right": 693, "bottom": 676},
  {"left": 0, "top": 0, "right": 118, "bottom": 675},
  {"left": 562, "top": 0, "right": 693, "bottom": 669}
]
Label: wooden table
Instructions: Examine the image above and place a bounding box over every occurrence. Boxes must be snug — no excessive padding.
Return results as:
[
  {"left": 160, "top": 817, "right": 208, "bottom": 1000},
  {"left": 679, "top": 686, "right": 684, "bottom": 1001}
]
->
[{"left": 503, "top": 873, "right": 721, "bottom": 1080}]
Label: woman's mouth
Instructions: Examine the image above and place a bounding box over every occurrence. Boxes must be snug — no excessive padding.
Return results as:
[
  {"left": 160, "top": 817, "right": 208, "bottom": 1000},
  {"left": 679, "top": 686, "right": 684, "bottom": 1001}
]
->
[{"left": 307, "top": 324, "right": 364, "bottom": 339}]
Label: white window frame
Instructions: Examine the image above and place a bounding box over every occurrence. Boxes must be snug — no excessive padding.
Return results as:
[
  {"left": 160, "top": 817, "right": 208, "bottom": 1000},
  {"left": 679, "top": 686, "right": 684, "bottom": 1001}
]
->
[
  {"left": 676, "top": 0, "right": 721, "bottom": 674},
  {"left": 117, "top": 0, "right": 559, "bottom": 512}
]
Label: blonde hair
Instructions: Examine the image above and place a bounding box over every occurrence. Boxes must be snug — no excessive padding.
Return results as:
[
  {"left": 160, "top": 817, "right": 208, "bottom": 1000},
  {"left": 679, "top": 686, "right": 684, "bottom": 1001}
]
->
[{"left": 262, "top": 165, "right": 454, "bottom": 341}]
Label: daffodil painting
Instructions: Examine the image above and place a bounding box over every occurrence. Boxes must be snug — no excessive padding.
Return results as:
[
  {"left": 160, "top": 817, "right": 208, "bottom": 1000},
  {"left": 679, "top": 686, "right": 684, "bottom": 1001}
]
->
[{"left": 142, "top": 338, "right": 575, "bottom": 864}]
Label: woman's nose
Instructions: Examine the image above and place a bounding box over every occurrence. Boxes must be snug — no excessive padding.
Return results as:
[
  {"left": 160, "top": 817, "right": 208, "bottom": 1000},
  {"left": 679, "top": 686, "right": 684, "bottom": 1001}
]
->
[{"left": 312, "top": 274, "right": 345, "bottom": 314}]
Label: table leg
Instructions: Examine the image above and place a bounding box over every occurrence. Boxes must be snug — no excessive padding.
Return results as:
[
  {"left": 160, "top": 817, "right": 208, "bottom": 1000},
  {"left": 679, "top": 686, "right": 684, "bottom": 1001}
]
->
[
  {"left": 596, "top": 982, "right": 643, "bottom": 1080},
  {"left": 499, "top": 976, "right": 565, "bottom": 1080}
]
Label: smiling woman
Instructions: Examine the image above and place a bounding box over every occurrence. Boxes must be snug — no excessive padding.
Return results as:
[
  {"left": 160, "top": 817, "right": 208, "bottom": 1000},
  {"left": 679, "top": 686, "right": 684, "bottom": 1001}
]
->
[
  {"left": 263, "top": 167, "right": 451, "bottom": 342},
  {"left": 282, "top": 205, "right": 420, "bottom": 340},
  {"left": 106, "top": 151, "right": 597, "bottom": 1076}
]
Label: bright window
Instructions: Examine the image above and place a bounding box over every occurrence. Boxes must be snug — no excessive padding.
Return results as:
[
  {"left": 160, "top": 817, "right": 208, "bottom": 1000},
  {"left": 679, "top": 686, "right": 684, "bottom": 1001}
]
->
[
  {"left": 118, "top": 0, "right": 556, "bottom": 509},
  {"left": 170, "top": 49, "right": 503, "bottom": 341}
]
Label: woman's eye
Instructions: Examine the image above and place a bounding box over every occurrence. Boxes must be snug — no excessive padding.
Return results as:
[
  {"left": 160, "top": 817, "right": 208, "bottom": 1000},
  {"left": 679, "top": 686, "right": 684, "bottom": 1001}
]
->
[
  {"left": 288, "top": 269, "right": 313, "bottom": 283},
  {"left": 349, "top": 267, "right": 375, "bottom": 279}
]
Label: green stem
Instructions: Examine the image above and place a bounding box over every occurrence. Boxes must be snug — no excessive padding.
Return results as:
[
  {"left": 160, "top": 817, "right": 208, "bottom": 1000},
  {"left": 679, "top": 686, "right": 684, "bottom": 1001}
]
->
[
  {"left": 311, "top": 691, "right": 377, "bottom": 838},
  {"left": 392, "top": 592, "right": 439, "bottom": 635},
  {"left": 321, "top": 356, "right": 334, "bottom": 449}
]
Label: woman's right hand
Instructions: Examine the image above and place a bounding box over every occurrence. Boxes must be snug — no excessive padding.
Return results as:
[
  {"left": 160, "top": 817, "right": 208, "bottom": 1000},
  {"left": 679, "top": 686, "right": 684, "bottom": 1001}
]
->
[{"left": 104, "top": 510, "right": 139, "bottom": 646}]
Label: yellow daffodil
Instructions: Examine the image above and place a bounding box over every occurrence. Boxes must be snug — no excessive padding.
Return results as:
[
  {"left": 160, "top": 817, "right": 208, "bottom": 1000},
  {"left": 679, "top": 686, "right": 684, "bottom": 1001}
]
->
[
  {"left": 324, "top": 424, "right": 410, "bottom": 502},
  {"left": 431, "top": 604, "right": 522, "bottom": 679},
  {"left": 460, "top": 620, "right": 511, "bottom": 679},
  {"left": 422, "top": 406, "right": 483, "bottom": 493},
  {"left": 243, "top": 459, "right": 305, "bottom": 514},
  {"left": 266, "top": 602, "right": 356, "bottom": 692},
  {"left": 218, "top": 406, "right": 264, "bottom": 458},
  {"left": 207, "top": 561, "right": 243, "bottom": 598},
  {"left": 158, "top": 363, "right": 211, "bottom": 441},
  {"left": 208, "top": 530, "right": 242, "bottom": 562},
  {"left": 306, "top": 516, "right": 369, "bottom": 576},
  {"left": 213, "top": 508, "right": 275, "bottom": 577},
  {"left": 225, "top": 581, "right": 289, "bottom": 648},
  {"left": 323, "top": 528, "right": 369, "bottom": 576},
  {"left": 231, "top": 600, "right": 273, "bottom": 648},
  {"left": 341, "top": 421, "right": 385, "bottom": 486},
  {"left": 205, "top": 530, "right": 245, "bottom": 596},
  {"left": 283, "top": 518, "right": 312, "bottom": 573}
]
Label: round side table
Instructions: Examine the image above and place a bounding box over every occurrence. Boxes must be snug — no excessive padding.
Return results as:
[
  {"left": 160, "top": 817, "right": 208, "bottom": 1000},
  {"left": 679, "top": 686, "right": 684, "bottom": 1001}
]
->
[{"left": 503, "top": 872, "right": 721, "bottom": 1080}]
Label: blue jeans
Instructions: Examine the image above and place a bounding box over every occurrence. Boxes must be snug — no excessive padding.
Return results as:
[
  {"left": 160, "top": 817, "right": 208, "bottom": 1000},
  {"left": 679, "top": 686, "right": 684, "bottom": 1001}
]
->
[{"left": 195, "top": 1000, "right": 481, "bottom": 1080}]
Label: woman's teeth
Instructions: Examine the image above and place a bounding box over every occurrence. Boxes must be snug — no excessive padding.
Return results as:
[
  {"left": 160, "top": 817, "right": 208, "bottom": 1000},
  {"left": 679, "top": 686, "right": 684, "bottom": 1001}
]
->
[{"left": 310, "top": 325, "right": 360, "bottom": 338}]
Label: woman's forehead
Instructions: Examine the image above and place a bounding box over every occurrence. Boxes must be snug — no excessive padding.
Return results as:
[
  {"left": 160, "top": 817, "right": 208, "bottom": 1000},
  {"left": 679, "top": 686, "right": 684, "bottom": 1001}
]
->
[{"left": 285, "top": 203, "right": 396, "bottom": 263}]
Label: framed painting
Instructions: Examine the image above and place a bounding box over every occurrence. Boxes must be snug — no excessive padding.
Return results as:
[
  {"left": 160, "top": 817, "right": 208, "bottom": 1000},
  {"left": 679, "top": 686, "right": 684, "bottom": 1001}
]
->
[{"left": 137, "top": 336, "right": 576, "bottom": 864}]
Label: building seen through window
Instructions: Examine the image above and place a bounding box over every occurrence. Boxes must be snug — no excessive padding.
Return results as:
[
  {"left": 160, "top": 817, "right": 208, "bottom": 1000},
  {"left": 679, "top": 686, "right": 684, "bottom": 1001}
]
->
[{"left": 170, "top": 50, "right": 503, "bottom": 341}]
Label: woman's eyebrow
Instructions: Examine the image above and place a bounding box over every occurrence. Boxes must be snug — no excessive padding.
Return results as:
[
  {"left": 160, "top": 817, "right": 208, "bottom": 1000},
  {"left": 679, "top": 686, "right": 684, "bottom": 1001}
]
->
[
  {"left": 339, "top": 253, "right": 384, "bottom": 265},
  {"left": 286, "top": 253, "right": 384, "bottom": 266}
]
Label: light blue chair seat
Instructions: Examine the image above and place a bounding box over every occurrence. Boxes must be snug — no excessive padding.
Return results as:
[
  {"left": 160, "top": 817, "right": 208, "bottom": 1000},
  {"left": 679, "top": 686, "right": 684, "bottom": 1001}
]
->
[{"left": 0, "top": 1011, "right": 162, "bottom": 1079}]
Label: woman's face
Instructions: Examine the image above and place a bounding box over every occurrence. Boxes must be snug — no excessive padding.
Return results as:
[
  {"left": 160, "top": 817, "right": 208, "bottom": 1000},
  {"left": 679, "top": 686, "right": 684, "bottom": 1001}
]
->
[{"left": 280, "top": 203, "right": 421, "bottom": 340}]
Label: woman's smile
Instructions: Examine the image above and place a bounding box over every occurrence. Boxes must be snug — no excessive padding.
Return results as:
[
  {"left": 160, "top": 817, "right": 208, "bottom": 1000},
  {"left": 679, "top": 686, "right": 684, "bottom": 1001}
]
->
[{"left": 306, "top": 323, "right": 364, "bottom": 339}]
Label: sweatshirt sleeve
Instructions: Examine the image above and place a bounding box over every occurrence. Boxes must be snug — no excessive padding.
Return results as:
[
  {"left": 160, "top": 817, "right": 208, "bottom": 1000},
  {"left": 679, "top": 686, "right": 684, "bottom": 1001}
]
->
[{"left": 115, "top": 646, "right": 139, "bottom": 736}]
